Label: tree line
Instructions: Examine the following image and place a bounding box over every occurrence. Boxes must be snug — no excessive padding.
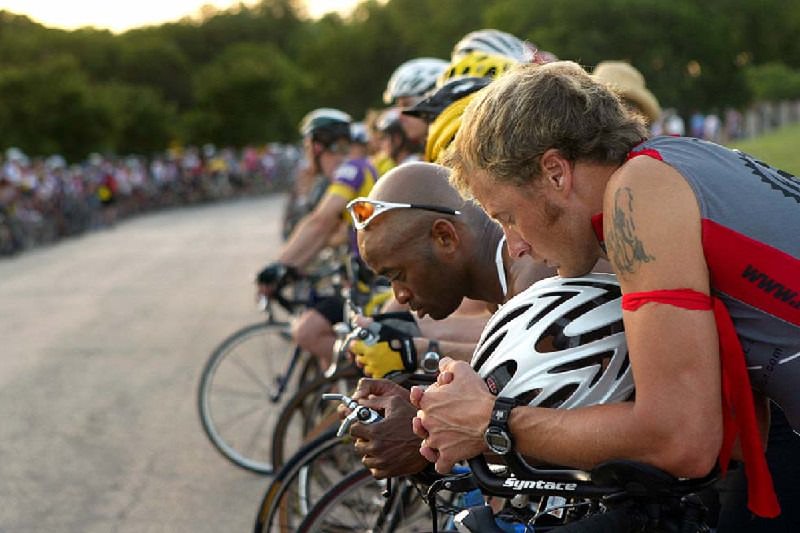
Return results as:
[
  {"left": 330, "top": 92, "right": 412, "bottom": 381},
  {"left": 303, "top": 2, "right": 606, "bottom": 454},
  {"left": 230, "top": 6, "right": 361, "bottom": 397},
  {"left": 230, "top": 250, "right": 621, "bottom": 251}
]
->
[{"left": 2, "top": 0, "right": 800, "bottom": 162}]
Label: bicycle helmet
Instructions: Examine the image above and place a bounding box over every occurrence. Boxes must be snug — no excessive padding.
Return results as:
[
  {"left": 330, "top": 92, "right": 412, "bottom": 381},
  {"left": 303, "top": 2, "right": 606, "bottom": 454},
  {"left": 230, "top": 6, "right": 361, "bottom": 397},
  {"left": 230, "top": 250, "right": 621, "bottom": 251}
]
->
[
  {"left": 404, "top": 76, "right": 492, "bottom": 123},
  {"left": 420, "top": 80, "right": 489, "bottom": 163},
  {"left": 299, "top": 108, "right": 352, "bottom": 147},
  {"left": 436, "top": 52, "right": 518, "bottom": 88},
  {"left": 383, "top": 57, "right": 450, "bottom": 105},
  {"left": 472, "top": 274, "right": 633, "bottom": 408},
  {"left": 452, "top": 29, "right": 530, "bottom": 62},
  {"left": 350, "top": 122, "right": 369, "bottom": 145},
  {"left": 376, "top": 107, "right": 404, "bottom": 135}
]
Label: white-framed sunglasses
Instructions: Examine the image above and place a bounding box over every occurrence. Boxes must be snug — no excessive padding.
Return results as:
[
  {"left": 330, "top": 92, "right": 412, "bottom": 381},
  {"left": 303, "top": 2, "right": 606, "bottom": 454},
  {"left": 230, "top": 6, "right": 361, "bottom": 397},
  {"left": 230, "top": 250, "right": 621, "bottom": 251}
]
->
[{"left": 346, "top": 197, "right": 461, "bottom": 230}]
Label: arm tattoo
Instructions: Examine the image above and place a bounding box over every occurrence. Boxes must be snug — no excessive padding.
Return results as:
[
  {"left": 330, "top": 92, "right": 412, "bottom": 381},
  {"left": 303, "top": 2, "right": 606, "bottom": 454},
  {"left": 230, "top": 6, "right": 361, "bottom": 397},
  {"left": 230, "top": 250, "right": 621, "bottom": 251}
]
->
[{"left": 608, "top": 186, "right": 655, "bottom": 275}]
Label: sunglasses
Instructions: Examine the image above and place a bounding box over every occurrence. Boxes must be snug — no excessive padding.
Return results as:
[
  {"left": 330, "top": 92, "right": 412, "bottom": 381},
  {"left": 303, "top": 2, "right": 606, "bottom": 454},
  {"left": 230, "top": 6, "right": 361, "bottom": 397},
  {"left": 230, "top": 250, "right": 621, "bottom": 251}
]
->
[{"left": 347, "top": 198, "right": 461, "bottom": 230}]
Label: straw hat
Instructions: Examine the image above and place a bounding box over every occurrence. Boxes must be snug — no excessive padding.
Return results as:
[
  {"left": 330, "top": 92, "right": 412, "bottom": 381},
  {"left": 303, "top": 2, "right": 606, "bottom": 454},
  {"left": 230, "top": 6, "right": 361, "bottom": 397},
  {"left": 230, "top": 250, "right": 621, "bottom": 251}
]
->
[{"left": 592, "top": 61, "right": 661, "bottom": 124}]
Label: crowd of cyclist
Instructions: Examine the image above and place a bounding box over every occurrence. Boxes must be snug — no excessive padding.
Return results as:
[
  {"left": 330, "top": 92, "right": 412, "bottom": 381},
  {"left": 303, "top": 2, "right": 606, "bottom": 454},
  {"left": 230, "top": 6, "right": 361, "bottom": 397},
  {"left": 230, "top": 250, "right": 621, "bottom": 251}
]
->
[
  {"left": 251, "top": 26, "right": 799, "bottom": 532},
  {"left": 0, "top": 143, "right": 299, "bottom": 256}
]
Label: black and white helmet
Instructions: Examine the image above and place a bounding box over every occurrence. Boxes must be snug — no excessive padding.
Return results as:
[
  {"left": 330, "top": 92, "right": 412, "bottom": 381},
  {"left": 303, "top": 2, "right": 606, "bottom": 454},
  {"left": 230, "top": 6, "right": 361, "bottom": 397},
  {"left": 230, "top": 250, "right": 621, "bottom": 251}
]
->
[
  {"left": 452, "top": 29, "right": 530, "bottom": 63},
  {"left": 472, "top": 274, "right": 633, "bottom": 408},
  {"left": 383, "top": 57, "right": 450, "bottom": 105}
]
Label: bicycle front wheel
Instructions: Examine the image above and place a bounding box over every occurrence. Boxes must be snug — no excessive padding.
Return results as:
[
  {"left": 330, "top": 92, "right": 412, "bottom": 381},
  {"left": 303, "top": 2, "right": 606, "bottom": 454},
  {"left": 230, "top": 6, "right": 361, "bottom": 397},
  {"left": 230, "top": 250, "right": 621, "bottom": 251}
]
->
[
  {"left": 198, "top": 321, "right": 319, "bottom": 474},
  {"left": 270, "top": 364, "right": 361, "bottom": 470},
  {"left": 254, "top": 428, "right": 360, "bottom": 533},
  {"left": 296, "top": 470, "right": 436, "bottom": 532}
]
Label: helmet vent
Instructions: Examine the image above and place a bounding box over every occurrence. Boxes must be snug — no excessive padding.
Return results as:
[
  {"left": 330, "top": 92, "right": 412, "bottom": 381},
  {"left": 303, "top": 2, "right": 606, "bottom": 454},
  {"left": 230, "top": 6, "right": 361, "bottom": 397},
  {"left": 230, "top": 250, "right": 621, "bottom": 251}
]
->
[
  {"left": 473, "top": 331, "right": 507, "bottom": 372},
  {"left": 551, "top": 351, "right": 614, "bottom": 389},
  {"left": 540, "top": 383, "right": 579, "bottom": 408},
  {"left": 535, "top": 291, "right": 622, "bottom": 352},
  {"left": 483, "top": 360, "right": 517, "bottom": 395},
  {"left": 484, "top": 303, "right": 532, "bottom": 341},
  {"left": 526, "top": 291, "right": 576, "bottom": 329},
  {"left": 516, "top": 387, "right": 542, "bottom": 406}
]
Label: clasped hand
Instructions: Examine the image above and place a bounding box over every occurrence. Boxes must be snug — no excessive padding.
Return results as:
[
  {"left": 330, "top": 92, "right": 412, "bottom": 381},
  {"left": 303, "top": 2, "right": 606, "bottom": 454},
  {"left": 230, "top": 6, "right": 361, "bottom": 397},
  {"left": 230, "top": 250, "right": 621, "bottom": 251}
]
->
[
  {"left": 339, "top": 378, "right": 430, "bottom": 478},
  {"left": 410, "top": 357, "right": 495, "bottom": 474}
]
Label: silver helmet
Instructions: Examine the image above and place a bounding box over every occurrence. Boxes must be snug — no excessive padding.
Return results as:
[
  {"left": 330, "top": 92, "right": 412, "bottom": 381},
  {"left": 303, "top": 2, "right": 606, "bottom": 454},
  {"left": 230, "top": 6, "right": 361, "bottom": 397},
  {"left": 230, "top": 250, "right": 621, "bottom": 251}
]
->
[{"left": 472, "top": 274, "right": 633, "bottom": 408}]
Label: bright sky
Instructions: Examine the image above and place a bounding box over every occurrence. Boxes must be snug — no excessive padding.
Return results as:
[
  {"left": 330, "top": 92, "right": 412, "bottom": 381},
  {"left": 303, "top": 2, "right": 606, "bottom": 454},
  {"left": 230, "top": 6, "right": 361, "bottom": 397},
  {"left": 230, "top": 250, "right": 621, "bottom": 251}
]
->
[{"left": 0, "top": 0, "right": 359, "bottom": 33}]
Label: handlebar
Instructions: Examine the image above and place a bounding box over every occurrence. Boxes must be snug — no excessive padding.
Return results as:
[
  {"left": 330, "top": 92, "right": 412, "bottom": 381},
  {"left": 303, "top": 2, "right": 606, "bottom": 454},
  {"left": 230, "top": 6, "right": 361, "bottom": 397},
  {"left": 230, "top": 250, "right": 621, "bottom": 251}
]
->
[
  {"left": 322, "top": 393, "right": 382, "bottom": 438},
  {"left": 466, "top": 452, "right": 717, "bottom": 501},
  {"left": 466, "top": 453, "right": 609, "bottom": 499}
]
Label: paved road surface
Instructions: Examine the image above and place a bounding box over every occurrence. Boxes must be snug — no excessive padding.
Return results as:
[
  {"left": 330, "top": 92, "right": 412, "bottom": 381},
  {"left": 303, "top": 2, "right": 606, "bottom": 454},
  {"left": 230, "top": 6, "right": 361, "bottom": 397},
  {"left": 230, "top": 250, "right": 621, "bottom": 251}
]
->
[{"left": 0, "top": 196, "right": 287, "bottom": 532}]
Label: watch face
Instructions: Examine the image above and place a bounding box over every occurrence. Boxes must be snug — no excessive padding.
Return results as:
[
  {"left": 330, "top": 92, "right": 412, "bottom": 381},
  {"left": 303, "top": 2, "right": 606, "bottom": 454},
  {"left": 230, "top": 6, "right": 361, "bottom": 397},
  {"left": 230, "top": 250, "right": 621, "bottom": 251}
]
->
[{"left": 485, "top": 427, "right": 512, "bottom": 454}]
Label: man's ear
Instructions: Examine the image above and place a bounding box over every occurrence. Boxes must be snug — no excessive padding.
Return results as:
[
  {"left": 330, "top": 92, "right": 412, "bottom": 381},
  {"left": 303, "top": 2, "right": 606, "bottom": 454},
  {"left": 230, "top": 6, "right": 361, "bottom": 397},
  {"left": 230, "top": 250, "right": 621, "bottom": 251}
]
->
[
  {"left": 539, "top": 148, "right": 573, "bottom": 193},
  {"left": 430, "top": 219, "right": 459, "bottom": 253},
  {"left": 312, "top": 141, "right": 325, "bottom": 157}
]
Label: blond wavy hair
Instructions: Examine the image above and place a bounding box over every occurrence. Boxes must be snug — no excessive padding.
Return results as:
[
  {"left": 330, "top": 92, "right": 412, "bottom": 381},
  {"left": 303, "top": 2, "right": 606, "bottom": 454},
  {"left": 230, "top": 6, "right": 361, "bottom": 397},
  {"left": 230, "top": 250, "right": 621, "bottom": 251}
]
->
[{"left": 444, "top": 61, "right": 647, "bottom": 196}]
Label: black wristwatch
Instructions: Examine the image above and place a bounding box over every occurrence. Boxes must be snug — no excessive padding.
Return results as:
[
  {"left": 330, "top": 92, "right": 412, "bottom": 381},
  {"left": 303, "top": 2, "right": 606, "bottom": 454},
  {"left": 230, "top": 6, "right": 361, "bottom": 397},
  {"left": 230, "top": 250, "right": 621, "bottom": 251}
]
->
[
  {"left": 484, "top": 396, "right": 516, "bottom": 455},
  {"left": 420, "top": 339, "right": 441, "bottom": 373}
]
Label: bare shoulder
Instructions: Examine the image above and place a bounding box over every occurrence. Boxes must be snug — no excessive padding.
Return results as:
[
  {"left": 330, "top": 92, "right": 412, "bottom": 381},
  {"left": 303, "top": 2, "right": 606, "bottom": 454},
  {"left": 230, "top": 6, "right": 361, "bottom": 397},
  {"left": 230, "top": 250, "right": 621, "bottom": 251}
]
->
[{"left": 603, "top": 156, "right": 708, "bottom": 292}]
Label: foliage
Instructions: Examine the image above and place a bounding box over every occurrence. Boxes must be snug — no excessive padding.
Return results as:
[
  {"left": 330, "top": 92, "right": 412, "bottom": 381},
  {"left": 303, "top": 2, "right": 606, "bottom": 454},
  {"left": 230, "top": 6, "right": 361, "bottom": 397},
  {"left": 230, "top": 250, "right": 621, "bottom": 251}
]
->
[
  {"left": 185, "top": 42, "right": 311, "bottom": 145},
  {"left": 2, "top": 0, "right": 800, "bottom": 161},
  {"left": 744, "top": 63, "right": 800, "bottom": 101}
]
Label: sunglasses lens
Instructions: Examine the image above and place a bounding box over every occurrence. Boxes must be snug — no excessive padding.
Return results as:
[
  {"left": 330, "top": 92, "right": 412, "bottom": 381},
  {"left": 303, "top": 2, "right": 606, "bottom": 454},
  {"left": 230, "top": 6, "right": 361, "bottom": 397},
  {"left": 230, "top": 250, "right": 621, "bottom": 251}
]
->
[{"left": 351, "top": 201, "right": 375, "bottom": 224}]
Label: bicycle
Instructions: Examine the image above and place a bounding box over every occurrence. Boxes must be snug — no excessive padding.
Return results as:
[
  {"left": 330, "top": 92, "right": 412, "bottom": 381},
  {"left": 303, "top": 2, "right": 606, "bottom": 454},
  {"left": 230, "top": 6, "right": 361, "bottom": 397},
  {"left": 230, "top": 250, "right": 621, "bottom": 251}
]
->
[
  {"left": 286, "top": 390, "right": 718, "bottom": 532},
  {"left": 197, "top": 250, "right": 348, "bottom": 474},
  {"left": 295, "top": 463, "right": 483, "bottom": 532},
  {"left": 254, "top": 371, "right": 440, "bottom": 533},
  {"left": 423, "top": 451, "right": 718, "bottom": 532},
  {"left": 252, "top": 426, "right": 361, "bottom": 533}
]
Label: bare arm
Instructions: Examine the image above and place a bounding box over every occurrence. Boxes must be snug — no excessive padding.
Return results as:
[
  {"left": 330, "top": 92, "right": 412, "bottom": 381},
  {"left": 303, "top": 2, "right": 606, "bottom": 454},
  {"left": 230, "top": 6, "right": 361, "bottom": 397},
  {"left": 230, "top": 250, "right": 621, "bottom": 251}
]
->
[
  {"left": 414, "top": 157, "right": 723, "bottom": 478},
  {"left": 416, "top": 307, "right": 490, "bottom": 344},
  {"left": 279, "top": 192, "right": 348, "bottom": 268}
]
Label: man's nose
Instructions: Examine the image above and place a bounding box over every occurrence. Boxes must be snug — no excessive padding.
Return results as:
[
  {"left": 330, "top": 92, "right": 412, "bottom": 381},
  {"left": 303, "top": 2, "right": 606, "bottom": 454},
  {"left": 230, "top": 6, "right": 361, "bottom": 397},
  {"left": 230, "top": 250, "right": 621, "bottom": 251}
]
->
[
  {"left": 392, "top": 283, "right": 412, "bottom": 304},
  {"left": 504, "top": 229, "right": 531, "bottom": 259}
]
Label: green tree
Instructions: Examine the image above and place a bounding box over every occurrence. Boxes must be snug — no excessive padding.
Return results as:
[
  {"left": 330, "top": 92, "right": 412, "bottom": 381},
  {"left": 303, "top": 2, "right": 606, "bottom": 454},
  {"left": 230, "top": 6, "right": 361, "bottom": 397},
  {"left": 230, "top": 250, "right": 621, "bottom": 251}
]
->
[
  {"left": 116, "top": 32, "right": 193, "bottom": 109},
  {"left": 0, "top": 55, "right": 112, "bottom": 160},
  {"left": 745, "top": 63, "right": 800, "bottom": 101},
  {"left": 95, "top": 83, "right": 179, "bottom": 154},
  {"left": 186, "top": 42, "right": 311, "bottom": 145}
]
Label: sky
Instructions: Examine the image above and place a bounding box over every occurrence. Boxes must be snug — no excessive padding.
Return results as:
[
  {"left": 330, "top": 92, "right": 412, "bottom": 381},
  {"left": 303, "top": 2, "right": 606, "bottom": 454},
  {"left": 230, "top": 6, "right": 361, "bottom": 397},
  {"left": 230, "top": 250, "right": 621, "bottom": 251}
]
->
[{"left": 0, "top": 0, "right": 360, "bottom": 33}]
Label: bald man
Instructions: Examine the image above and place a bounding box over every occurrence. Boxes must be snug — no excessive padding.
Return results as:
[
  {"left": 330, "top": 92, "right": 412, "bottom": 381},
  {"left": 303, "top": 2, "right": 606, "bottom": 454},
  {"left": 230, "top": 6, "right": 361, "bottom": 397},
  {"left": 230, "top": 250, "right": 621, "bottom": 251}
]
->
[
  {"left": 350, "top": 161, "right": 556, "bottom": 370},
  {"left": 343, "top": 162, "right": 559, "bottom": 477}
]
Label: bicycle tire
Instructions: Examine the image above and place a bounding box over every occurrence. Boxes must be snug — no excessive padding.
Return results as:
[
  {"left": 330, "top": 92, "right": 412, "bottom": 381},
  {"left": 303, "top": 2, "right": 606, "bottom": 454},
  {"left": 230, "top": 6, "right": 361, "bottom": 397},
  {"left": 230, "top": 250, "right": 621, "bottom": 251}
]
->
[
  {"left": 296, "top": 470, "right": 438, "bottom": 532},
  {"left": 270, "top": 364, "right": 361, "bottom": 470},
  {"left": 253, "top": 428, "right": 360, "bottom": 533},
  {"left": 198, "top": 320, "right": 319, "bottom": 474}
]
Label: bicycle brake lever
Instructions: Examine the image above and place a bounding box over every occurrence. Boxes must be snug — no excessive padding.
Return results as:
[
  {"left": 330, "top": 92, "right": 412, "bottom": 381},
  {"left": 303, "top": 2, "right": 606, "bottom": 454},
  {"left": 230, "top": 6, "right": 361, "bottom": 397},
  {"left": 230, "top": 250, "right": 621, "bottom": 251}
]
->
[{"left": 323, "top": 393, "right": 383, "bottom": 437}]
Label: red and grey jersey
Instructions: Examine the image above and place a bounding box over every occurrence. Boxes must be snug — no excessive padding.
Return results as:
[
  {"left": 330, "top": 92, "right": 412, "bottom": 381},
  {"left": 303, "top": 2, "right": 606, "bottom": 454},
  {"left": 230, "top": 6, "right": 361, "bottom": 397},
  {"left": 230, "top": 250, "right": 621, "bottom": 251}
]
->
[{"left": 628, "top": 135, "right": 800, "bottom": 431}]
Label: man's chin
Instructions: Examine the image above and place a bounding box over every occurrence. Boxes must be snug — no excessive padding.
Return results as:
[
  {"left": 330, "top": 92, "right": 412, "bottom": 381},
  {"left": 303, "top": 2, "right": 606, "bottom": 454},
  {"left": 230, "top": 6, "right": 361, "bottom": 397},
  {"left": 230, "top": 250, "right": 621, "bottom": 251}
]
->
[
  {"left": 426, "top": 308, "right": 452, "bottom": 321},
  {"left": 556, "top": 265, "right": 592, "bottom": 278}
]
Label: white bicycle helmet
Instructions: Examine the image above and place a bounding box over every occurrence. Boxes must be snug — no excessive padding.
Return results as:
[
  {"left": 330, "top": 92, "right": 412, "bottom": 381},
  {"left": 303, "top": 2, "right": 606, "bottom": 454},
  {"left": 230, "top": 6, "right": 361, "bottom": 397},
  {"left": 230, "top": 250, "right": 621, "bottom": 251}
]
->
[
  {"left": 299, "top": 108, "right": 352, "bottom": 147},
  {"left": 383, "top": 57, "right": 450, "bottom": 104},
  {"left": 452, "top": 29, "right": 531, "bottom": 63},
  {"left": 350, "top": 122, "right": 369, "bottom": 145},
  {"left": 472, "top": 273, "right": 633, "bottom": 408}
]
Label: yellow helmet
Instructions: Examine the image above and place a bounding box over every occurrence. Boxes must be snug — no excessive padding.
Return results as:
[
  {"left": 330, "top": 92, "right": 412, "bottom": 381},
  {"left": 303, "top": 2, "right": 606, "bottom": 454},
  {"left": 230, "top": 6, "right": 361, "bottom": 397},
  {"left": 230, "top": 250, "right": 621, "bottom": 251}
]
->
[
  {"left": 425, "top": 91, "right": 478, "bottom": 163},
  {"left": 436, "top": 51, "right": 518, "bottom": 89}
]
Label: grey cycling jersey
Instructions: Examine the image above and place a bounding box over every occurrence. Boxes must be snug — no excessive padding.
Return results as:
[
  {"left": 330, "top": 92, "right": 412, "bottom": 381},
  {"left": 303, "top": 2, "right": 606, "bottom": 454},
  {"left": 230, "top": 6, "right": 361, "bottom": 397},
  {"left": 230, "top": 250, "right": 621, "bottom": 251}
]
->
[{"left": 629, "top": 136, "right": 800, "bottom": 430}]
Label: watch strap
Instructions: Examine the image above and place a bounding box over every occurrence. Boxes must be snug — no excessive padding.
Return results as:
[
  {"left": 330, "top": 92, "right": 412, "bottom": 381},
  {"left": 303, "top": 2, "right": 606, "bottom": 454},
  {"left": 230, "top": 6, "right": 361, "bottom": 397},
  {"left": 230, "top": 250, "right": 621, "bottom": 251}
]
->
[
  {"left": 489, "top": 396, "right": 517, "bottom": 432},
  {"left": 426, "top": 339, "right": 440, "bottom": 355}
]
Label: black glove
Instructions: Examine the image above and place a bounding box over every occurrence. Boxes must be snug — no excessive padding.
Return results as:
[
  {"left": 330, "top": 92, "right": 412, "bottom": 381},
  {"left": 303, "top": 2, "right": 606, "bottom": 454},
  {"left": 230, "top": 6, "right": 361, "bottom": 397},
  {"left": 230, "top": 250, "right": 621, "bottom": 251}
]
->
[{"left": 256, "top": 262, "right": 298, "bottom": 287}]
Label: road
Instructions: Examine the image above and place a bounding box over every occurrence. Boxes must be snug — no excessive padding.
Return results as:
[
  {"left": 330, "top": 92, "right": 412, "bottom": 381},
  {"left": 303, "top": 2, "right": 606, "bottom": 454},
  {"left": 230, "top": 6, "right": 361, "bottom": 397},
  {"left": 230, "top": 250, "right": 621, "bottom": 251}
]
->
[{"left": 0, "top": 196, "right": 287, "bottom": 532}]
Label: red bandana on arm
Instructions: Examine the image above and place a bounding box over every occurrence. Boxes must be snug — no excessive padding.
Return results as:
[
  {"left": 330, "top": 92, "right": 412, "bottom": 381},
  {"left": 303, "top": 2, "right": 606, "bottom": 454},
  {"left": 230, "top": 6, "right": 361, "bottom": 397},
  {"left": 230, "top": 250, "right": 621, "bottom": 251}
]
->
[{"left": 593, "top": 214, "right": 781, "bottom": 518}]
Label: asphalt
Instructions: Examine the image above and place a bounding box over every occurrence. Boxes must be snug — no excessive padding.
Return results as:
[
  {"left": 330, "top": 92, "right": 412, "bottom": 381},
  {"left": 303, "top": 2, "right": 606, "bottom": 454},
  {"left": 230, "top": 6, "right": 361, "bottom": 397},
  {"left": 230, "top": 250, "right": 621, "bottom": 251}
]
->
[{"left": 0, "top": 195, "right": 286, "bottom": 532}]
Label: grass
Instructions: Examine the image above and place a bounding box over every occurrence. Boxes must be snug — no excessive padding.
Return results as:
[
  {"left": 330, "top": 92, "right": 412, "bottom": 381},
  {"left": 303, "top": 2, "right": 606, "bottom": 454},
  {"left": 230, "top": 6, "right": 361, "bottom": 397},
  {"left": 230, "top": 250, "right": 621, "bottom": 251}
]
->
[{"left": 728, "top": 122, "right": 800, "bottom": 176}]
